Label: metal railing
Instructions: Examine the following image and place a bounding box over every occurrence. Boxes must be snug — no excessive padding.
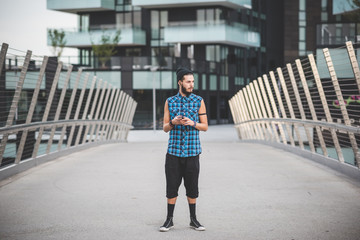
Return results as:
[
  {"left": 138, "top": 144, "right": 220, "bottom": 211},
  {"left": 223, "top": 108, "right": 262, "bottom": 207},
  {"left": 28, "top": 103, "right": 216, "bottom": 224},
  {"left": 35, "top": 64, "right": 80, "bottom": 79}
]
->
[
  {"left": 0, "top": 43, "right": 137, "bottom": 180},
  {"left": 229, "top": 41, "right": 360, "bottom": 175}
]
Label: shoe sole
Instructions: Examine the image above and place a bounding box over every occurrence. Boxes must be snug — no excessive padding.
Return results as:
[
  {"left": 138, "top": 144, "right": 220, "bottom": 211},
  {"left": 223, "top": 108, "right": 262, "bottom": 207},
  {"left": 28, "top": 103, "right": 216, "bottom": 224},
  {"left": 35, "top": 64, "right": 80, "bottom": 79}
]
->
[
  {"left": 159, "top": 226, "right": 174, "bottom": 232},
  {"left": 190, "top": 226, "right": 206, "bottom": 231}
]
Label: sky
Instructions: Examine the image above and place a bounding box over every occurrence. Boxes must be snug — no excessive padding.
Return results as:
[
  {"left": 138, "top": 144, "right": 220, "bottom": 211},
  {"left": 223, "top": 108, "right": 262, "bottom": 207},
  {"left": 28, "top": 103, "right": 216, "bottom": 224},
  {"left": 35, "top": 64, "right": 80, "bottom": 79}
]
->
[{"left": 0, "top": 0, "right": 77, "bottom": 56}]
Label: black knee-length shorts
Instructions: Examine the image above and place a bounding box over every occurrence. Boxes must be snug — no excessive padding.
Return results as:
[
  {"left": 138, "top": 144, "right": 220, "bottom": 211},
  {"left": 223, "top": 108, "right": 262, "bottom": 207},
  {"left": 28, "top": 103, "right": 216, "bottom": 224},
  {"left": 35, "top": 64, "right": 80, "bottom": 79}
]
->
[{"left": 165, "top": 153, "right": 200, "bottom": 199}]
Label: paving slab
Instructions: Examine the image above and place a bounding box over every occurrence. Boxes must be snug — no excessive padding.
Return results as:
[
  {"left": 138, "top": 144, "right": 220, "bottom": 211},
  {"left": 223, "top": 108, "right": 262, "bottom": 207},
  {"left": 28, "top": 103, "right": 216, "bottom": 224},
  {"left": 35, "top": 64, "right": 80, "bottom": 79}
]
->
[{"left": 0, "top": 125, "right": 360, "bottom": 240}]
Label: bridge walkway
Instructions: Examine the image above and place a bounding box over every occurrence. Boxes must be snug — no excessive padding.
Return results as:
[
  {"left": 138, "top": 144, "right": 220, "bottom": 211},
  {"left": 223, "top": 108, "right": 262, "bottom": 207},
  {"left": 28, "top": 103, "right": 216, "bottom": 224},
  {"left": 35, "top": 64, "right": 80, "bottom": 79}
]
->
[{"left": 0, "top": 125, "right": 359, "bottom": 240}]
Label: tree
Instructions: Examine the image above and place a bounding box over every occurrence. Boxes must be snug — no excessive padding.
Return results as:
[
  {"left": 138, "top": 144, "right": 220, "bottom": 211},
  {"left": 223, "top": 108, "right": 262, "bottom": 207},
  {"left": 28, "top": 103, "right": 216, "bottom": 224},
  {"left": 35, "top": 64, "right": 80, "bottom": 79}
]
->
[
  {"left": 91, "top": 30, "right": 121, "bottom": 68},
  {"left": 48, "top": 29, "right": 67, "bottom": 58}
]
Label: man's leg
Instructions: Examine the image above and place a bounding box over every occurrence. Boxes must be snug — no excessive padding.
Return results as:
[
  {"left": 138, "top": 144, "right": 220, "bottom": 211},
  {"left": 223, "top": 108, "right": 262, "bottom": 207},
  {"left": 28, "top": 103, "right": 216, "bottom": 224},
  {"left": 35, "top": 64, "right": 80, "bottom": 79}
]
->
[
  {"left": 160, "top": 154, "right": 181, "bottom": 232},
  {"left": 167, "top": 197, "right": 177, "bottom": 218},
  {"left": 184, "top": 156, "right": 205, "bottom": 231},
  {"left": 187, "top": 197, "right": 196, "bottom": 217}
]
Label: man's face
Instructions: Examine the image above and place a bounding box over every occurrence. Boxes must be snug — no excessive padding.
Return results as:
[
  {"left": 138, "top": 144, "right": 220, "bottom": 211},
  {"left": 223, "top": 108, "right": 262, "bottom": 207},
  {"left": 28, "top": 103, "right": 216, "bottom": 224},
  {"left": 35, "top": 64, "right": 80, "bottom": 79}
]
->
[{"left": 179, "top": 74, "right": 194, "bottom": 97}]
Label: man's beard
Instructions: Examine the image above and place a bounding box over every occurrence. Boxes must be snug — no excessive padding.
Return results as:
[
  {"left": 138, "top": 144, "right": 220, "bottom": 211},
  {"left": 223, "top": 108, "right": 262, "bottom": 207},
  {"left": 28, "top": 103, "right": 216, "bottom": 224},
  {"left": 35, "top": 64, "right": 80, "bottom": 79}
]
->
[{"left": 181, "top": 85, "right": 192, "bottom": 97}]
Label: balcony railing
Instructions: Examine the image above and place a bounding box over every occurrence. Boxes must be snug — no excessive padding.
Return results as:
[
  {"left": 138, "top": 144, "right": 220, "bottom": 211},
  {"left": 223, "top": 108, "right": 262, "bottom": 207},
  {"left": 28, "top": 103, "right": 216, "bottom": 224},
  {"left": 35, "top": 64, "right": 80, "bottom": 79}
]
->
[
  {"left": 47, "top": 0, "right": 116, "bottom": 13},
  {"left": 164, "top": 20, "right": 260, "bottom": 48},
  {"left": 132, "top": 0, "right": 251, "bottom": 9},
  {"left": 48, "top": 25, "right": 146, "bottom": 47},
  {"left": 317, "top": 23, "right": 357, "bottom": 46},
  {"left": 5, "top": 54, "right": 227, "bottom": 77}
]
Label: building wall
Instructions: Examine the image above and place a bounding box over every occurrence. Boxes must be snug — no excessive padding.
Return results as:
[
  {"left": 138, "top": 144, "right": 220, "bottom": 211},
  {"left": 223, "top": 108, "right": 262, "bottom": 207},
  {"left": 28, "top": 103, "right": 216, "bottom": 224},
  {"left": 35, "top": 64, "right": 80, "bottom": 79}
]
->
[{"left": 284, "top": 0, "right": 299, "bottom": 63}]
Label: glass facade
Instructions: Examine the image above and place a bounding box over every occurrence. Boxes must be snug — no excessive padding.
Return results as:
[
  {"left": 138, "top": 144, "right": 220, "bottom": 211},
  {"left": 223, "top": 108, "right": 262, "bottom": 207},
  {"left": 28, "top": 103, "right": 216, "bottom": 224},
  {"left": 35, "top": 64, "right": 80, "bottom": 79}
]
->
[
  {"left": 46, "top": 0, "right": 268, "bottom": 128},
  {"left": 298, "top": 0, "right": 306, "bottom": 56},
  {"left": 317, "top": 23, "right": 357, "bottom": 46}
]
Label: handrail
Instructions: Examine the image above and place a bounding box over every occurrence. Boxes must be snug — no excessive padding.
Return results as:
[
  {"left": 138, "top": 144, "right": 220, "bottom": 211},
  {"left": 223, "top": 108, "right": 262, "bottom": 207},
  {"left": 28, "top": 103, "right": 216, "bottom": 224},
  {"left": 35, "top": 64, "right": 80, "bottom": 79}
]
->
[
  {"left": 229, "top": 41, "right": 360, "bottom": 170},
  {"left": 0, "top": 43, "right": 137, "bottom": 179},
  {"left": 235, "top": 118, "right": 360, "bottom": 134}
]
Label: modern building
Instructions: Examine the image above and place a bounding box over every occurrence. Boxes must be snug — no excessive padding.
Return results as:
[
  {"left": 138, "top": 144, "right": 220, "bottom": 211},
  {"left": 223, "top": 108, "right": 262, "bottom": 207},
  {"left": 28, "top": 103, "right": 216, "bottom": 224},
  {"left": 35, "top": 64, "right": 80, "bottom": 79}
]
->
[
  {"left": 47, "top": 0, "right": 270, "bottom": 128},
  {"left": 282, "top": 0, "right": 359, "bottom": 63},
  {"left": 46, "top": 0, "right": 359, "bottom": 129}
]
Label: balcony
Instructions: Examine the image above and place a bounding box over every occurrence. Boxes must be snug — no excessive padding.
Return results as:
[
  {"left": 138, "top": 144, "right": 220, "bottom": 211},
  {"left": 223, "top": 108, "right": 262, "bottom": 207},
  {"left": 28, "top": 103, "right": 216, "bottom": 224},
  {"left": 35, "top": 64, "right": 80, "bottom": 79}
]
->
[
  {"left": 333, "top": 0, "right": 359, "bottom": 14},
  {"left": 48, "top": 26, "right": 146, "bottom": 48},
  {"left": 47, "top": 0, "right": 115, "bottom": 13},
  {"left": 316, "top": 23, "right": 357, "bottom": 46},
  {"left": 164, "top": 21, "right": 260, "bottom": 48},
  {"left": 132, "top": 0, "right": 251, "bottom": 10}
]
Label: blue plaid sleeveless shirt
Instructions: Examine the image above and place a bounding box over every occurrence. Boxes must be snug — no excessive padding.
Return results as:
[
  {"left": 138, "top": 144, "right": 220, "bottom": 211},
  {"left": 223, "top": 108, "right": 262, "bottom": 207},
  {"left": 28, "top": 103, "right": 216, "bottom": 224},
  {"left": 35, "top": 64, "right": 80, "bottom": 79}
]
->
[{"left": 167, "top": 93, "right": 202, "bottom": 157}]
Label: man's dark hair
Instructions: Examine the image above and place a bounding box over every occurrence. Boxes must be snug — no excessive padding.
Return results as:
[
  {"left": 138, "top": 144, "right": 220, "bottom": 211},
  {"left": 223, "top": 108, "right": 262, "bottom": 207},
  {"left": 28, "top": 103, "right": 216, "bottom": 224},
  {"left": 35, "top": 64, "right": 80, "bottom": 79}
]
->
[{"left": 176, "top": 67, "right": 193, "bottom": 81}]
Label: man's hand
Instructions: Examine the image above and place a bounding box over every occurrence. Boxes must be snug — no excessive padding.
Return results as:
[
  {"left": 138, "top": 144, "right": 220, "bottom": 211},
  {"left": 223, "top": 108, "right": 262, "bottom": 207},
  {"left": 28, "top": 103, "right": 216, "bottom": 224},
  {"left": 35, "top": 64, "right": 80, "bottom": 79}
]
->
[
  {"left": 180, "top": 116, "right": 195, "bottom": 126},
  {"left": 172, "top": 115, "right": 183, "bottom": 125}
]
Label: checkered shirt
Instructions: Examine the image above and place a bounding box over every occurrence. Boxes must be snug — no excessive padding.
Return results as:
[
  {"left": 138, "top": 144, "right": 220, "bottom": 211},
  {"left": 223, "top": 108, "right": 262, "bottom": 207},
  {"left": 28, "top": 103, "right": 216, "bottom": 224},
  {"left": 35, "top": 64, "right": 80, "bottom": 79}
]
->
[{"left": 167, "top": 93, "right": 203, "bottom": 157}]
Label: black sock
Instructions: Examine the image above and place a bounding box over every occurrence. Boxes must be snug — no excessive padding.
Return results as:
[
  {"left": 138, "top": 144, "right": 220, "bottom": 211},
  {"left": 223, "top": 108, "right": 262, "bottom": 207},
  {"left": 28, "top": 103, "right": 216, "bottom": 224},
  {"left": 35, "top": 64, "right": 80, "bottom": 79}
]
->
[
  {"left": 189, "top": 203, "right": 196, "bottom": 218},
  {"left": 167, "top": 204, "right": 175, "bottom": 218}
]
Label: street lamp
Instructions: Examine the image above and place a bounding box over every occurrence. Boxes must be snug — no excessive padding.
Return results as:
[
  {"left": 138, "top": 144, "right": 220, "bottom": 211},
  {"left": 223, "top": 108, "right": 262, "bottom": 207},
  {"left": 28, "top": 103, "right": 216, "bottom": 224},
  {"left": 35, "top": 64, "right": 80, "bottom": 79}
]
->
[{"left": 150, "top": 66, "right": 159, "bottom": 133}]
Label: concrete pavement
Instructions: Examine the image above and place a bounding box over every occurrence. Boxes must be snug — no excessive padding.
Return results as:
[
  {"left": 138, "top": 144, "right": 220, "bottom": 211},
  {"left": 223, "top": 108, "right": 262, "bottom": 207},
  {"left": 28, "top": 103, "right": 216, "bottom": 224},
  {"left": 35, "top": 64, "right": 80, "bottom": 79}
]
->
[{"left": 1, "top": 125, "right": 360, "bottom": 240}]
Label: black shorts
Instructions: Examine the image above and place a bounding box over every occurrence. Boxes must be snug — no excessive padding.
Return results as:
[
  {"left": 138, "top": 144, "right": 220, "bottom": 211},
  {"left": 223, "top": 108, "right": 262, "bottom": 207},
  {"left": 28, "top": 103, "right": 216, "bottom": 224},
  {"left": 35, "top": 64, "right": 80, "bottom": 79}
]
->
[{"left": 165, "top": 153, "right": 200, "bottom": 199}]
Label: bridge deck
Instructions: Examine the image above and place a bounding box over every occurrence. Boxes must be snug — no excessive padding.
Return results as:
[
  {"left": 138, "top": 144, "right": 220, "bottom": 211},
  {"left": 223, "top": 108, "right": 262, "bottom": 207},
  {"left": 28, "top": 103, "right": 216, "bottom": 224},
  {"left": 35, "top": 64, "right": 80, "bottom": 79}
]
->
[{"left": 1, "top": 125, "right": 360, "bottom": 240}]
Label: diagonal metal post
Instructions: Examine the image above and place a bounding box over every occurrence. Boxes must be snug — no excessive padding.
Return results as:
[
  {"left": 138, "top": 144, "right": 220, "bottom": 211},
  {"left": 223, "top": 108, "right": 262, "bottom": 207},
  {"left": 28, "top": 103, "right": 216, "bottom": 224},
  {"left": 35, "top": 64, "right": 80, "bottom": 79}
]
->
[
  {"left": 102, "top": 89, "right": 121, "bottom": 141},
  {"left": 0, "top": 43, "right": 9, "bottom": 77},
  {"left": 239, "top": 91, "right": 256, "bottom": 139},
  {"left": 75, "top": 76, "right": 97, "bottom": 146},
  {"left": 0, "top": 50, "right": 32, "bottom": 165},
  {"left": 323, "top": 48, "right": 359, "bottom": 166},
  {"left": 109, "top": 92, "right": 127, "bottom": 140},
  {"left": 58, "top": 68, "right": 83, "bottom": 150},
  {"left": 15, "top": 56, "right": 48, "bottom": 163},
  {"left": 257, "top": 77, "right": 280, "bottom": 142},
  {"left": 269, "top": 71, "right": 295, "bottom": 146},
  {"left": 295, "top": 60, "right": 327, "bottom": 155},
  {"left": 67, "top": 73, "right": 90, "bottom": 148},
  {"left": 308, "top": 54, "right": 344, "bottom": 162},
  {"left": 46, "top": 65, "right": 73, "bottom": 154},
  {"left": 89, "top": 81, "right": 108, "bottom": 142},
  {"left": 253, "top": 80, "right": 276, "bottom": 141},
  {"left": 243, "top": 87, "right": 263, "bottom": 140},
  {"left": 262, "top": 74, "right": 287, "bottom": 144},
  {"left": 97, "top": 87, "right": 117, "bottom": 141},
  {"left": 32, "top": 61, "right": 63, "bottom": 158},
  {"left": 277, "top": 67, "right": 304, "bottom": 149},
  {"left": 105, "top": 90, "right": 123, "bottom": 140},
  {"left": 345, "top": 41, "right": 360, "bottom": 92},
  {"left": 247, "top": 84, "right": 266, "bottom": 140},
  {"left": 286, "top": 63, "right": 316, "bottom": 153},
  {"left": 81, "top": 79, "right": 103, "bottom": 144}
]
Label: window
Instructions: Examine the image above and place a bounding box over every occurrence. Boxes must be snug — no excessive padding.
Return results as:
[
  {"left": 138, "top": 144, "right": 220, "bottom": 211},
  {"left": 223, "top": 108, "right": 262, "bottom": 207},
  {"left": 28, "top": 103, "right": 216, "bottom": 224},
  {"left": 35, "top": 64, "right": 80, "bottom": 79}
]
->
[
  {"left": 299, "top": 0, "right": 306, "bottom": 11},
  {"left": 151, "top": 11, "right": 159, "bottom": 38},
  {"left": 79, "top": 14, "right": 89, "bottom": 32},
  {"left": 202, "top": 74, "right": 207, "bottom": 90},
  {"left": 133, "top": 11, "right": 141, "bottom": 28},
  {"left": 116, "top": 12, "right": 132, "bottom": 28},
  {"left": 235, "top": 77, "right": 244, "bottom": 86},
  {"left": 321, "top": 12, "right": 328, "bottom": 21},
  {"left": 151, "top": 10, "right": 168, "bottom": 40},
  {"left": 321, "top": 0, "right": 327, "bottom": 11},
  {"left": 210, "top": 75, "right": 217, "bottom": 90},
  {"left": 197, "top": 8, "right": 223, "bottom": 25},
  {"left": 299, "top": 28, "right": 306, "bottom": 41},
  {"left": 197, "top": 9, "right": 205, "bottom": 25},
  {"left": 206, "top": 45, "right": 220, "bottom": 62},
  {"left": 220, "top": 76, "right": 228, "bottom": 90},
  {"left": 298, "top": 0, "right": 306, "bottom": 56}
]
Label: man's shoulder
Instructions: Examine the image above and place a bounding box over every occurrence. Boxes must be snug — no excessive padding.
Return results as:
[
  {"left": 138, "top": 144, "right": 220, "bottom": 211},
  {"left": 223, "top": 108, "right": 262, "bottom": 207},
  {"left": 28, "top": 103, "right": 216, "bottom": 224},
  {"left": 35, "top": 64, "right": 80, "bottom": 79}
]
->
[
  {"left": 167, "top": 94, "right": 178, "bottom": 103},
  {"left": 190, "top": 93, "right": 203, "bottom": 102}
]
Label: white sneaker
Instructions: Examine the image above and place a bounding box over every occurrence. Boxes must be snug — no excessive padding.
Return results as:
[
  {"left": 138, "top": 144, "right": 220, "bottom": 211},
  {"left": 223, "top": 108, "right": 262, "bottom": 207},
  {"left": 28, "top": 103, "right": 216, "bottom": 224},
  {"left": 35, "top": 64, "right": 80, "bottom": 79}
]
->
[
  {"left": 159, "top": 217, "right": 174, "bottom": 232},
  {"left": 190, "top": 217, "right": 205, "bottom": 231}
]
